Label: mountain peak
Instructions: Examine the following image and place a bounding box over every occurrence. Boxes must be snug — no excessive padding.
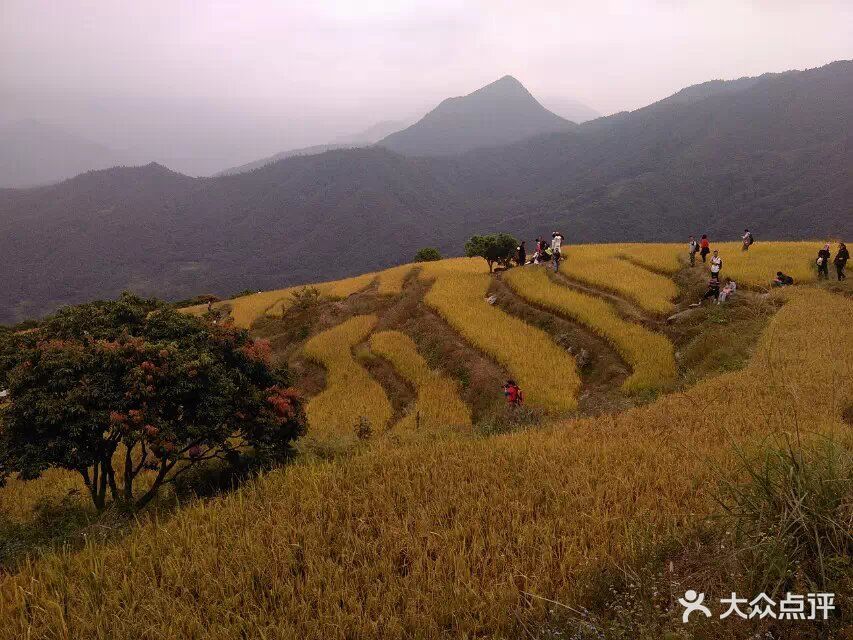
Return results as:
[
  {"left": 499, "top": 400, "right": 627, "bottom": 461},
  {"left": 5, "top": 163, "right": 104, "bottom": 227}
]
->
[{"left": 378, "top": 76, "right": 573, "bottom": 156}]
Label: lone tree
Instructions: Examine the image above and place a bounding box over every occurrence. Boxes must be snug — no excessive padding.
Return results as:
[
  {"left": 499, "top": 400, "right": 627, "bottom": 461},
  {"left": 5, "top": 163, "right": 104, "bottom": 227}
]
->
[
  {"left": 413, "top": 247, "right": 442, "bottom": 262},
  {"left": 0, "top": 293, "right": 306, "bottom": 511},
  {"left": 465, "top": 233, "right": 518, "bottom": 272}
]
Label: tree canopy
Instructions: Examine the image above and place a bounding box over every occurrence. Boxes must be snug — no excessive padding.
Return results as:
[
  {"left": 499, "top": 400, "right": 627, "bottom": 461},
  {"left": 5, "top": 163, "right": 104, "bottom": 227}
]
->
[
  {"left": 464, "top": 234, "right": 518, "bottom": 272},
  {"left": 0, "top": 293, "right": 306, "bottom": 510},
  {"left": 414, "top": 247, "right": 442, "bottom": 262}
]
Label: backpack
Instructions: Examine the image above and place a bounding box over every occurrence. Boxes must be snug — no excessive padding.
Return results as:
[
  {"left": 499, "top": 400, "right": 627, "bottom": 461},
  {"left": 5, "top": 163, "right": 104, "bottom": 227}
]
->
[{"left": 747, "top": 233, "right": 754, "bottom": 245}]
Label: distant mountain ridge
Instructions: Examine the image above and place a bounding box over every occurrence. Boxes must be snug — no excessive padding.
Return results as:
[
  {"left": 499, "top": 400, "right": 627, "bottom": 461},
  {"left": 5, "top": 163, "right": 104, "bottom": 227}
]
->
[
  {"left": 216, "top": 119, "right": 411, "bottom": 176},
  {"left": 378, "top": 75, "right": 576, "bottom": 156},
  {"left": 1, "top": 60, "right": 851, "bottom": 324},
  {"left": 0, "top": 120, "right": 130, "bottom": 188}
]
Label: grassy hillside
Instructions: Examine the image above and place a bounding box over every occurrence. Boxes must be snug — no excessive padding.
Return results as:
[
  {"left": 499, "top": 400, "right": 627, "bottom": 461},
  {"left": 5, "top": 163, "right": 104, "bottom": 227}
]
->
[{"left": 1, "top": 242, "right": 850, "bottom": 638}]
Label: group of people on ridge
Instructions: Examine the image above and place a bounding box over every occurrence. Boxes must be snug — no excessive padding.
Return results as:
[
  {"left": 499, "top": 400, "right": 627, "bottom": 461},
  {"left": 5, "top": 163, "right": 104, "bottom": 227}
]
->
[{"left": 516, "top": 231, "right": 564, "bottom": 273}]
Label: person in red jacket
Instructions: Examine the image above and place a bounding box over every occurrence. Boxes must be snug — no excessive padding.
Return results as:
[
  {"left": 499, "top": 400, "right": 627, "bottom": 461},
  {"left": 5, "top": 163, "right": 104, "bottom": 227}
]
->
[
  {"left": 503, "top": 379, "right": 523, "bottom": 407},
  {"left": 699, "top": 235, "right": 710, "bottom": 263}
]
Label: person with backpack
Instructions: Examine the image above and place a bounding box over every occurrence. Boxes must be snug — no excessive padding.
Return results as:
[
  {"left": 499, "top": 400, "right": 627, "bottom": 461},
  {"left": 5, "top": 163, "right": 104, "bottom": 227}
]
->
[
  {"left": 710, "top": 249, "right": 723, "bottom": 279},
  {"left": 516, "top": 241, "right": 527, "bottom": 267},
  {"left": 503, "top": 379, "right": 523, "bottom": 407},
  {"left": 816, "top": 243, "right": 831, "bottom": 279},
  {"left": 834, "top": 242, "right": 849, "bottom": 281},
  {"left": 688, "top": 235, "right": 699, "bottom": 266},
  {"left": 551, "top": 231, "right": 563, "bottom": 273},
  {"left": 772, "top": 272, "right": 794, "bottom": 287},
  {"left": 699, "top": 235, "right": 710, "bottom": 263},
  {"left": 742, "top": 229, "right": 754, "bottom": 251}
]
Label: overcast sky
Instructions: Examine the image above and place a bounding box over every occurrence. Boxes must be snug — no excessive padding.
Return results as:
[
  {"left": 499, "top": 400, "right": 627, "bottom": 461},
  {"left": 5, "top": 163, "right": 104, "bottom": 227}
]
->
[{"left": 2, "top": 0, "right": 851, "bottom": 173}]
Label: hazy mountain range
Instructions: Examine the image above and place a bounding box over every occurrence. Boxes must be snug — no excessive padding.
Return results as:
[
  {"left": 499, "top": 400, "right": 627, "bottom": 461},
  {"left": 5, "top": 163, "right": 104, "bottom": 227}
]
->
[{"left": 1, "top": 60, "right": 851, "bottom": 323}]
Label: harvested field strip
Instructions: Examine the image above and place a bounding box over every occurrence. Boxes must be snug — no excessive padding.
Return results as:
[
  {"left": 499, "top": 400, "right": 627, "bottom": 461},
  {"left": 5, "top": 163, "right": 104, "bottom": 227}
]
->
[
  {"left": 504, "top": 267, "right": 676, "bottom": 394},
  {"left": 369, "top": 330, "right": 471, "bottom": 432},
  {"left": 302, "top": 315, "right": 392, "bottom": 438},
  {"left": 1, "top": 289, "right": 850, "bottom": 639},
  {"left": 423, "top": 269, "right": 579, "bottom": 412},
  {"left": 560, "top": 244, "right": 678, "bottom": 314}
]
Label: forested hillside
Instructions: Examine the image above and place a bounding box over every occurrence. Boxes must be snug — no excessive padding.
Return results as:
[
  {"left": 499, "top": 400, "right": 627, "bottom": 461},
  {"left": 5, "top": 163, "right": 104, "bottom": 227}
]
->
[{"left": 1, "top": 60, "right": 851, "bottom": 323}]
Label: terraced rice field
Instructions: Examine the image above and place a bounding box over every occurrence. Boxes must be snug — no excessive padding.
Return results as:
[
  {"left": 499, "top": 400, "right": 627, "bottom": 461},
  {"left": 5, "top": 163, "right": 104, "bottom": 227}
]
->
[
  {"left": 302, "top": 315, "right": 392, "bottom": 438},
  {"left": 424, "top": 269, "right": 580, "bottom": 412},
  {"left": 2, "top": 287, "right": 849, "bottom": 639},
  {"left": 369, "top": 330, "right": 471, "bottom": 432},
  {"left": 702, "top": 240, "right": 822, "bottom": 287},
  {"left": 504, "top": 267, "right": 676, "bottom": 395},
  {"left": 559, "top": 244, "right": 679, "bottom": 313}
]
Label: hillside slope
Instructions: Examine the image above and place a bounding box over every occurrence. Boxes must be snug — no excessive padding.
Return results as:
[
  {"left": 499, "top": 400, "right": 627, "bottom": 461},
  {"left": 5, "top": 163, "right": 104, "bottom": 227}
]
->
[
  {"left": 378, "top": 75, "right": 575, "bottom": 156},
  {"left": 1, "top": 61, "right": 852, "bottom": 323}
]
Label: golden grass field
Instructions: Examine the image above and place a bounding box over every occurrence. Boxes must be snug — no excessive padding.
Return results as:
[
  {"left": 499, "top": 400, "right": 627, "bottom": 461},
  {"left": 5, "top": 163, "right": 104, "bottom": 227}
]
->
[
  {"left": 504, "top": 267, "right": 677, "bottom": 394},
  {"left": 559, "top": 244, "right": 680, "bottom": 313},
  {"left": 1, "top": 286, "right": 849, "bottom": 639},
  {"left": 423, "top": 268, "right": 580, "bottom": 412},
  {"left": 302, "top": 315, "right": 393, "bottom": 439},
  {"left": 369, "top": 330, "right": 471, "bottom": 432}
]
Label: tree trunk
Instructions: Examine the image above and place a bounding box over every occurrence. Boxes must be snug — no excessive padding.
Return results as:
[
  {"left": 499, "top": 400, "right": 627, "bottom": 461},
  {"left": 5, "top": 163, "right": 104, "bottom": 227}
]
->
[{"left": 134, "top": 459, "right": 171, "bottom": 510}]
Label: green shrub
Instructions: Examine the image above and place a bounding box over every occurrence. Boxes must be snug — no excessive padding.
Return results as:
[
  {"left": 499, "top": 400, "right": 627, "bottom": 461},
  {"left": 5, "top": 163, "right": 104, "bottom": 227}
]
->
[{"left": 414, "top": 247, "right": 442, "bottom": 262}]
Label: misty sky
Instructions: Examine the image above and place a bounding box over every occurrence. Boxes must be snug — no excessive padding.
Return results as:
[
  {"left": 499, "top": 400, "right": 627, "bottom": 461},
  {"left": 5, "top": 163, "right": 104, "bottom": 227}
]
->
[{"left": 2, "top": 0, "right": 851, "bottom": 174}]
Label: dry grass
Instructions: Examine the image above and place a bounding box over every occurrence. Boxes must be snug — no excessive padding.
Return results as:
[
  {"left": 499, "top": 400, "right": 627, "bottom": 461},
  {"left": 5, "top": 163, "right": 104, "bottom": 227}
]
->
[
  {"left": 423, "top": 268, "right": 580, "bottom": 412},
  {"left": 504, "top": 267, "right": 676, "bottom": 394},
  {"left": 302, "top": 315, "right": 392, "bottom": 440},
  {"left": 0, "top": 288, "right": 849, "bottom": 638},
  {"left": 369, "top": 330, "right": 471, "bottom": 433},
  {"left": 560, "top": 244, "right": 679, "bottom": 314}
]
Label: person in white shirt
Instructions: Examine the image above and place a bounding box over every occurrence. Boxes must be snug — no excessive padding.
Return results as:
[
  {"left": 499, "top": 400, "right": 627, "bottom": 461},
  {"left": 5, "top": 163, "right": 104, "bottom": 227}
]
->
[
  {"left": 741, "top": 229, "right": 754, "bottom": 251},
  {"left": 550, "top": 231, "right": 563, "bottom": 272},
  {"left": 710, "top": 250, "right": 723, "bottom": 278}
]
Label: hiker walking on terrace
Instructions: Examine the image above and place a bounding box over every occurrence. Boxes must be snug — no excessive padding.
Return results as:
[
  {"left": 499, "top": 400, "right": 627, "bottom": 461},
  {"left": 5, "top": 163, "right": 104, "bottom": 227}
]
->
[
  {"left": 699, "top": 235, "right": 710, "bottom": 262},
  {"left": 834, "top": 242, "right": 849, "bottom": 281},
  {"left": 551, "top": 231, "right": 563, "bottom": 273},
  {"left": 742, "top": 229, "right": 754, "bottom": 251},
  {"left": 817, "top": 243, "right": 831, "bottom": 279},
  {"left": 688, "top": 235, "right": 699, "bottom": 266},
  {"left": 710, "top": 249, "right": 723, "bottom": 280}
]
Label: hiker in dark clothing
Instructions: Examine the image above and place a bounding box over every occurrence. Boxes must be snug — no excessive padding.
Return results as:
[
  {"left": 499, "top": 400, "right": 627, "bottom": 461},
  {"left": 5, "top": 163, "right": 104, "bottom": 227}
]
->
[
  {"left": 772, "top": 272, "right": 794, "bottom": 287},
  {"left": 699, "top": 235, "right": 710, "bottom": 263},
  {"left": 517, "top": 241, "right": 527, "bottom": 266},
  {"left": 741, "top": 229, "right": 754, "bottom": 251},
  {"left": 701, "top": 276, "right": 721, "bottom": 303},
  {"left": 834, "top": 242, "right": 849, "bottom": 281},
  {"left": 817, "top": 244, "right": 831, "bottom": 279}
]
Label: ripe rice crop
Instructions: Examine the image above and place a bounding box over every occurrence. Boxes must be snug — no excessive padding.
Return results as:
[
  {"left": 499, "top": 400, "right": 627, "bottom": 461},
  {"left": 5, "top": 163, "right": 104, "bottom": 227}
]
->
[
  {"left": 614, "top": 242, "right": 682, "bottom": 274},
  {"left": 559, "top": 244, "right": 679, "bottom": 314},
  {"left": 504, "top": 268, "right": 676, "bottom": 394},
  {"left": 1, "top": 288, "right": 849, "bottom": 639},
  {"left": 369, "top": 330, "right": 471, "bottom": 432},
  {"left": 376, "top": 264, "right": 416, "bottom": 295},
  {"left": 423, "top": 269, "right": 579, "bottom": 412},
  {"left": 701, "top": 241, "right": 821, "bottom": 287},
  {"left": 302, "top": 315, "right": 392, "bottom": 438}
]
